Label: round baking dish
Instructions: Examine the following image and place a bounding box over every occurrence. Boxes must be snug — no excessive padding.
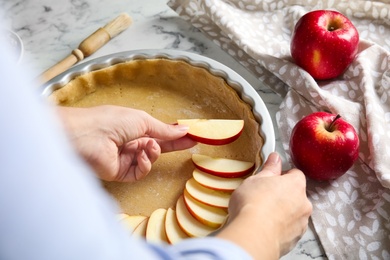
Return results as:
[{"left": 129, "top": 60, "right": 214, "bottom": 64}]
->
[{"left": 41, "top": 49, "right": 275, "bottom": 166}]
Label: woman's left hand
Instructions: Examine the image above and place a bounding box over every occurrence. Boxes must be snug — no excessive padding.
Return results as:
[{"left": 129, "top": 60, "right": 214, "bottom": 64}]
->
[{"left": 57, "top": 105, "right": 196, "bottom": 182}]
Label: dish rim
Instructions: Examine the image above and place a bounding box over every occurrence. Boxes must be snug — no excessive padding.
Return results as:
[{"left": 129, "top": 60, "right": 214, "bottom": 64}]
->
[
  {"left": 2, "top": 30, "right": 24, "bottom": 64},
  {"left": 41, "top": 49, "right": 275, "bottom": 170}
]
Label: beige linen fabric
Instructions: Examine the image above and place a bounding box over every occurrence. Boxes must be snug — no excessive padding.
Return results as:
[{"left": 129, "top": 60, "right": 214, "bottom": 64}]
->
[{"left": 169, "top": 0, "right": 390, "bottom": 259}]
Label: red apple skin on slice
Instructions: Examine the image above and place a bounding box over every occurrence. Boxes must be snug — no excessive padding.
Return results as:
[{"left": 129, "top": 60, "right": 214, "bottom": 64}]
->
[
  {"left": 185, "top": 178, "right": 231, "bottom": 209},
  {"left": 146, "top": 208, "right": 169, "bottom": 244},
  {"left": 175, "top": 195, "right": 217, "bottom": 237},
  {"left": 177, "top": 119, "right": 244, "bottom": 145},
  {"left": 192, "top": 154, "right": 255, "bottom": 178},
  {"left": 192, "top": 168, "right": 244, "bottom": 191},
  {"left": 165, "top": 208, "right": 189, "bottom": 244},
  {"left": 183, "top": 189, "right": 228, "bottom": 228}
]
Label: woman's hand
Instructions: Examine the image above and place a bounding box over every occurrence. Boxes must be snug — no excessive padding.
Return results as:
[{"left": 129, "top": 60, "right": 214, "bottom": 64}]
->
[
  {"left": 57, "top": 105, "right": 197, "bottom": 182},
  {"left": 216, "top": 152, "right": 312, "bottom": 259}
]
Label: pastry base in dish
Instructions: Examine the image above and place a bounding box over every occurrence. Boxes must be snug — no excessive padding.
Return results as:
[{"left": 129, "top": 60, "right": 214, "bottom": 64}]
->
[{"left": 49, "top": 58, "right": 263, "bottom": 216}]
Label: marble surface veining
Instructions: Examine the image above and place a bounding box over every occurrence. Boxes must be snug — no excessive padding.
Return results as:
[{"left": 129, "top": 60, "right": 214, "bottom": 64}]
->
[{"left": 0, "top": 0, "right": 326, "bottom": 259}]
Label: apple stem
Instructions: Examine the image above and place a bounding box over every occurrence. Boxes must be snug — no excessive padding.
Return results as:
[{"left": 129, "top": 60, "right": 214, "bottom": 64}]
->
[
  {"left": 327, "top": 20, "right": 341, "bottom": 32},
  {"left": 328, "top": 114, "right": 341, "bottom": 132}
]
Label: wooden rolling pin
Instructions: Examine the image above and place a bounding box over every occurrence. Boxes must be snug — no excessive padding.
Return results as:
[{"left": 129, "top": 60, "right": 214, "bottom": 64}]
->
[{"left": 37, "top": 13, "right": 132, "bottom": 83}]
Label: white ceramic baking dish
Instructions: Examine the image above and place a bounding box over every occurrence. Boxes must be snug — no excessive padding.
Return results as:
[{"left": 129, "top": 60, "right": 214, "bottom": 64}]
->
[{"left": 41, "top": 49, "right": 275, "bottom": 170}]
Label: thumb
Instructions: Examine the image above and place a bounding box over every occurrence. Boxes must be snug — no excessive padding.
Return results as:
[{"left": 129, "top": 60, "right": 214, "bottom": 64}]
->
[
  {"left": 143, "top": 116, "right": 190, "bottom": 141},
  {"left": 256, "top": 152, "right": 282, "bottom": 177}
]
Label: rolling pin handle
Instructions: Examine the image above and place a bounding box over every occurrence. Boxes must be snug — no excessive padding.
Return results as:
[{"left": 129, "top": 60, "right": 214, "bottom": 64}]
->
[{"left": 71, "top": 49, "right": 84, "bottom": 61}]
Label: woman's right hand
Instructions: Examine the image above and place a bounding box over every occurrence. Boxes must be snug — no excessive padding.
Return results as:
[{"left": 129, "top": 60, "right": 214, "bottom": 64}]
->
[{"left": 216, "top": 152, "right": 313, "bottom": 259}]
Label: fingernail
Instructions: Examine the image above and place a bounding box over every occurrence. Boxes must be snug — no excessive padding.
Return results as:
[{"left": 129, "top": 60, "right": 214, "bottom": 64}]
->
[{"left": 267, "top": 152, "right": 280, "bottom": 165}]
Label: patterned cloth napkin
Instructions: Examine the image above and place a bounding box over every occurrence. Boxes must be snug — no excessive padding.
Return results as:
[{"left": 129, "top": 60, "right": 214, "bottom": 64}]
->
[{"left": 168, "top": 1, "right": 390, "bottom": 259}]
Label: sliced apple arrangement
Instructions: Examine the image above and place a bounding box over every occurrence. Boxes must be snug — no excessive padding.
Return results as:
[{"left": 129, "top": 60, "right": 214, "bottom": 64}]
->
[
  {"left": 116, "top": 119, "right": 256, "bottom": 244},
  {"left": 192, "top": 154, "right": 254, "bottom": 178},
  {"left": 192, "top": 168, "right": 244, "bottom": 191},
  {"left": 177, "top": 119, "right": 244, "bottom": 145}
]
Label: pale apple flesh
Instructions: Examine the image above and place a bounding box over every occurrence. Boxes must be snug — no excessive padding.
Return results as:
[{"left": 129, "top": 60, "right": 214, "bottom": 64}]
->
[
  {"left": 175, "top": 195, "right": 217, "bottom": 237},
  {"left": 183, "top": 189, "right": 228, "bottom": 228},
  {"left": 290, "top": 10, "right": 359, "bottom": 80},
  {"left": 185, "top": 177, "right": 231, "bottom": 208},
  {"left": 132, "top": 217, "right": 149, "bottom": 237},
  {"left": 290, "top": 112, "right": 359, "bottom": 181},
  {"left": 116, "top": 213, "right": 130, "bottom": 221},
  {"left": 192, "top": 154, "right": 255, "bottom": 178},
  {"left": 165, "top": 208, "right": 189, "bottom": 244},
  {"left": 177, "top": 119, "right": 244, "bottom": 145},
  {"left": 146, "top": 208, "right": 169, "bottom": 243},
  {"left": 192, "top": 168, "right": 244, "bottom": 191},
  {"left": 118, "top": 214, "right": 148, "bottom": 234}
]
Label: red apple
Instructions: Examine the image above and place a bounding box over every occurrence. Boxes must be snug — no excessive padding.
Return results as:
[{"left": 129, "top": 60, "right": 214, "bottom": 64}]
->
[
  {"left": 177, "top": 119, "right": 244, "bottom": 145},
  {"left": 290, "top": 10, "right": 359, "bottom": 80},
  {"left": 289, "top": 112, "right": 359, "bottom": 181},
  {"left": 191, "top": 154, "right": 255, "bottom": 178}
]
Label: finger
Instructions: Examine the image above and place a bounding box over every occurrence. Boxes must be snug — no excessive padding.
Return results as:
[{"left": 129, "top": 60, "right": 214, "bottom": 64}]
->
[
  {"left": 134, "top": 150, "right": 152, "bottom": 181},
  {"left": 282, "top": 169, "right": 313, "bottom": 216},
  {"left": 122, "top": 138, "right": 160, "bottom": 156},
  {"left": 284, "top": 168, "right": 307, "bottom": 186},
  {"left": 159, "top": 136, "right": 197, "bottom": 153},
  {"left": 140, "top": 113, "right": 190, "bottom": 141},
  {"left": 145, "top": 139, "right": 161, "bottom": 163},
  {"left": 112, "top": 109, "right": 191, "bottom": 146},
  {"left": 256, "top": 152, "right": 282, "bottom": 177},
  {"left": 118, "top": 139, "right": 158, "bottom": 182}
]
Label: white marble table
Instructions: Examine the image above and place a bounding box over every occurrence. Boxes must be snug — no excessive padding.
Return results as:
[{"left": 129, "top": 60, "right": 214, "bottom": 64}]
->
[{"left": 1, "top": 0, "right": 327, "bottom": 258}]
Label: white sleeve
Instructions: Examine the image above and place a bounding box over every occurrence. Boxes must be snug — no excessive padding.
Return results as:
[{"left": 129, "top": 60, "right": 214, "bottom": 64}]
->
[{"left": 0, "top": 39, "right": 251, "bottom": 260}]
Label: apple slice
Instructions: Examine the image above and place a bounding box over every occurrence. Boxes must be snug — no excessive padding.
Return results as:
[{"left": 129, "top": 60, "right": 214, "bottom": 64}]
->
[
  {"left": 119, "top": 214, "right": 148, "bottom": 234},
  {"left": 185, "top": 178, "right": 231, "bottom": 208},
  {"left": 183, "top": 189, "right": 228, "bottom": 228},
  {"left": 193, "top": 168, "right": 244, "bottom": 191},
  {"left": 165, "top": 208, "right": 189, "bottom": 244},
  {"left": 116, "top": 213, "right": 129, "bottom": 221},
  {"left": 177, "top": 119, "right": 244, "bottom": 145},
  {"left": 132, "top": 217, "right": 148, "bottom": 237},
  {"left": 146, "top": 208, "right": 169, "bottom": 243},
  {"left": 175, "top": 195, "right": 217, "bottom": 237},
  {"left": 192, "top": 154, "right": 255, "bottom": 178}
]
